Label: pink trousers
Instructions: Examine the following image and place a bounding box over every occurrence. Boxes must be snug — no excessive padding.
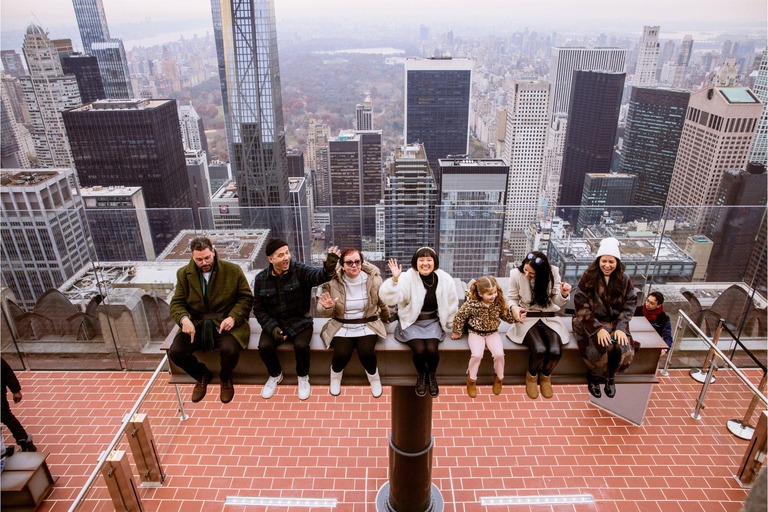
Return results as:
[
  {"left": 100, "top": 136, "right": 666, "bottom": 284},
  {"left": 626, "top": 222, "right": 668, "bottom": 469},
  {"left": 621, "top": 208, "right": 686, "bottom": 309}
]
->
[{"left": 467, "top": 332, "right": 505, "bottom": 380}]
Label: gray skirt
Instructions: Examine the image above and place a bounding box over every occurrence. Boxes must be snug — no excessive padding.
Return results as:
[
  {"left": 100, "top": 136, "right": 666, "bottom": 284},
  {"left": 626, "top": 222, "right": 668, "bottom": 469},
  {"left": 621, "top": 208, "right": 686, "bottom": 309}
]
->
[{"left": 394, "top": 317, "right": 446, "bottom": 343}]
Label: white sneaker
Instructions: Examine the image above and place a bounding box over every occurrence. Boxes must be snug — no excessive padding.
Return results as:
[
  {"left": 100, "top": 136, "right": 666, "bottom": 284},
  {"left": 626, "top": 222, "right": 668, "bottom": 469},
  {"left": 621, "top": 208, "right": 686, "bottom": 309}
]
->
[
  {"left": 297, "top": 375, "right": 311, "bottom": 400},
  {"left": 261, "top": 373, "right": 283, "bottom": 399},
  {"left": 367, "top": 368, "right": 383, "bottom": 398},
  {"left": 329, "top": 369, "right": 343, "bottom": 396}
]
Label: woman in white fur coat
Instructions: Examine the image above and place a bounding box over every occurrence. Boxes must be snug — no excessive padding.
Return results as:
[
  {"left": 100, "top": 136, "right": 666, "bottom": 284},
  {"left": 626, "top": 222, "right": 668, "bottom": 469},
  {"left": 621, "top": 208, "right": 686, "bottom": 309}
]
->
[
  {"left": 379, "top": 247, "right": 458, "bottom": 398},
  {"left": 506, "top": 251, "right": 571, "bottom": 400}
]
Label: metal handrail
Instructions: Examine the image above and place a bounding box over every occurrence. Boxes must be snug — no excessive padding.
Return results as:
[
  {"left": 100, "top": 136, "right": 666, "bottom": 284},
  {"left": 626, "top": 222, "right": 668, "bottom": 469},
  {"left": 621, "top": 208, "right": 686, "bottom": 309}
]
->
[
  {"left": 662, "top": 311, "right": 767, "bottom": 420},
  {"left": 720, "top": 322, "right": 767, "bottom": 372},
  {"left": 67, "top": 355, "right": 169, "bottom": 512}
]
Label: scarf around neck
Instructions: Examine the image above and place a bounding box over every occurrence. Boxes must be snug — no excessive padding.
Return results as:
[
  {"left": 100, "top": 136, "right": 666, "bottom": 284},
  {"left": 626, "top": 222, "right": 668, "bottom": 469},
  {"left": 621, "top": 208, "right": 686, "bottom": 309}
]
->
[{"left": 643, "top": 303, "right": 663, "bottom": 323}]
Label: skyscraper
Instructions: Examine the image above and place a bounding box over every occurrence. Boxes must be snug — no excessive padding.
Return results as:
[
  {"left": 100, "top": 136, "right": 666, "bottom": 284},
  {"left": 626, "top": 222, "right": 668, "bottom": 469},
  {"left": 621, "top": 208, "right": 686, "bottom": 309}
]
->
[
  {"left": 558, "top": 71, "right": 625, "bottom": 216},
  {"left": 356, "top": 95, "right": 372, "bottom": 130},
  {"left": 502, "top": 80, "right": 551, "bottom": 258},
  {"left": 1, "top": 81, "right": 31, "bottom": 168},
  {"left": 286, "top": 147, "right": 305, "bottom": 178},
  {"left": 404, "top": 57, "right": 473, "bottom": 172},
  {"left": 61, "top": 53, "right": 106, "bottom": 104},
  {"left": 19, "top": 24, "right": 82, "bottom": 168},
  {"left": 620, "top": 87, "right": 689, "bottom": 219},
  {"left": 326, "top": 130, "right": 382, "bottom": 248},
  {"left": 540, "top": 114, "right": 568, "bottom": 216},
  {"left": 63, "top": 99, "right": 193, "bottom": 253},
  {"left": 72, "top": 0, "right": 110, "bottom": 54},
  {"left": 704, "top": 165, "right": 767, "bottom": 283},
  {"left": 307, "top": 119, "right": 332, "bottom": 206},
  {"left": 437, "top": 158, "right": 508, "bottom": 281},
  {"left": 185, "top": 149, "right": 211, "bottom": 228},
  {"left": 548, "top": 47, "right": 626, "bottom": 116},
  {"left": 1, "top": 50, "right": 26, "bottom": 77},
  {"left": 749, "top": 49, "right": 768, "bottom": 165},
  {"left": 211, "top": 0, "right": 289, "bottom": 224},
  {"left": 384, "top": 144, "right": 438, "bottom": 263},
  {"left": 667, "top": 86, "right": 763, "bottom": 227},
  {"left": 81, "top": 185, "right": 156, "bottom": 261},
  {"left": 91, "top": 40, "right": 133, "bottom": 99},
  {"left": 672, "top": 35, "right": 694, "bottom": 89},
  {"left": 576, "top": 173, "right": 638, "bottom": 232},
  {"left": 178, "top": 104, "right": 209, "bottom": 157},
  {"left": 0, "top": 169, "right": 92, "bottom": 309},
  {"left": 633, "top": 26, "right": 660, "bottom": 87}
]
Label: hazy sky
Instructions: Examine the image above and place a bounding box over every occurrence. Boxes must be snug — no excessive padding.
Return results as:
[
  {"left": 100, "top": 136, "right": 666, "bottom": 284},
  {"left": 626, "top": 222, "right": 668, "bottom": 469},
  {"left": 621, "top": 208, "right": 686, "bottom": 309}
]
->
[{"left": 2, "top": 0, "right": 767, "bottom": 35}]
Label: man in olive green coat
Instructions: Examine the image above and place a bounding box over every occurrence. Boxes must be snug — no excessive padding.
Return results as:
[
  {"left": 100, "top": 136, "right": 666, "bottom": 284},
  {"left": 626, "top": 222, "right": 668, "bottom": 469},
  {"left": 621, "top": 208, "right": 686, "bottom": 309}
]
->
[{"left": 169, "top": 237, "right": 253, "bottom": 403}]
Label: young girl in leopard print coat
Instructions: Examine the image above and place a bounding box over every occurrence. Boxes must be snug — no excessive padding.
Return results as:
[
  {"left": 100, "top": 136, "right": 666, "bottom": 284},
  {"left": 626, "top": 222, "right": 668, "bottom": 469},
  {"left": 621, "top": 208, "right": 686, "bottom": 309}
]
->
[{"left": 451, "top": 276, "right": 515, "bottom": 398}]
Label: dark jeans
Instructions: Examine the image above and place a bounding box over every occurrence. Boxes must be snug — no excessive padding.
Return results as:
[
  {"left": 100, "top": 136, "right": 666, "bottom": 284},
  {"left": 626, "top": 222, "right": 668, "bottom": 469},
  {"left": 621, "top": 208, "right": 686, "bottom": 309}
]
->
[
  {"left": 331, "top": 334, "right": 378, "bottom": 374},
  {"left": 168, "top": 330, "right": 241, "bottom": 382},
  {"left": 406, "top": 338, "right": 441, "bottom": 373},
  {"left": 523, "top": 321, "right": 562, "bottom": 376},
  {"left": 259, "top": 328, "right": 312, "bottom": 377},
  {"left": 1, "top": 395, "right": 29, "bottom": 444}
]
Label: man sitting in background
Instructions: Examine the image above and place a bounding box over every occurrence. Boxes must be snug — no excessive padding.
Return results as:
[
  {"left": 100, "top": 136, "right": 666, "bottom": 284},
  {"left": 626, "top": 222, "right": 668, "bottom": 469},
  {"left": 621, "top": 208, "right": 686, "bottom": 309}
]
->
[{"left": 642, "top": 292, "right": 673, "bottom": 349}]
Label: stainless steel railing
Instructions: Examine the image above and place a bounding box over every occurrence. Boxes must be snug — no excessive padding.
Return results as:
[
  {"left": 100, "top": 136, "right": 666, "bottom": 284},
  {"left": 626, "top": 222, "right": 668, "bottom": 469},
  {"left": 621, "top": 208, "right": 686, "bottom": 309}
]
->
[
  {"left": 660, "top": 310, "right": 767, "bottom": 421},
  {"left": 67, "top": 355, "right": 170, "bottom": 512}
]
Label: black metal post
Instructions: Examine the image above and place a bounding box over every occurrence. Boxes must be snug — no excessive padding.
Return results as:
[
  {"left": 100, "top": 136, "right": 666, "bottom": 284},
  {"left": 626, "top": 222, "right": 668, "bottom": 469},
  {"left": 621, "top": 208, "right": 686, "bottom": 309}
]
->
[{"left": 376, "top": 386, "right": 443, "bottom": 512}]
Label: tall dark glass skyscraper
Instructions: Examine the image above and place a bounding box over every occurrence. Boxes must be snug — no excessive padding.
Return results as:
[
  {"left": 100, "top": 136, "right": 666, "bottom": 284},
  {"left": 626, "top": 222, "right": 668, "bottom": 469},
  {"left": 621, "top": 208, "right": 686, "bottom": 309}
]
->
[
  {"left": 405, "top": 57, "right": 473, "bottom": 173},
  {"left": 72, "top": 0, "right": 110, "bottom": 54},
  {"left": 558, "top": 71, "right": 625, "bottom": 218},
  {"left": 210, "top": 0, "right": 289, "bottom": 224},
  {"left": 63, "top": 99, "right": 193, "bottom": 253},
  {"left": 61, "top": 53, "right": 105, "bottom": 104},
  {"left": 619, "top": 87, "right": 689, "bottom": 219},
  {"left": 91, "top": 40, "right": 133, "bottom": 99}
]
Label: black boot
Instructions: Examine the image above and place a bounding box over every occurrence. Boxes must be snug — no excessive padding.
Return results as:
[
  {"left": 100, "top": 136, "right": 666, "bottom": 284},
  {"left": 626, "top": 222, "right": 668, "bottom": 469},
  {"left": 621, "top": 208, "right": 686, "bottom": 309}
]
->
[
  {"left": 604, "top": 377, "right": 616, "bottom": 398},
  {"left": 428, "top": 372, "right": 439, "bottom": 397},
  {"left": 415, "top": 372, "right": 427, "bottom": 397},
  {"left": 18, "top": 436, "right": 37, "bottom": 452},
  {"left": 586, "top": 372, "right": 601, "bottom": 398}
]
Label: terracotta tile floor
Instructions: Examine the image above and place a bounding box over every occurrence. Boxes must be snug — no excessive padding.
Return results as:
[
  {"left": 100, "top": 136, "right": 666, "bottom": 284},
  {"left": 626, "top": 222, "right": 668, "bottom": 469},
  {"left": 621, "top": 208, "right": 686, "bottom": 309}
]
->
[{"left": 2, "top": 368, "right": 762, "bottom": 512}]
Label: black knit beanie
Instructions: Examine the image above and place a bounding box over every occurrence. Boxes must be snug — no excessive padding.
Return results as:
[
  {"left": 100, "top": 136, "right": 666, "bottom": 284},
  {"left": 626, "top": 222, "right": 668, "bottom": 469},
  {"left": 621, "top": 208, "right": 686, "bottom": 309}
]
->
[{"left": 265, "top": 238, "right": 288, "bottom": 256}]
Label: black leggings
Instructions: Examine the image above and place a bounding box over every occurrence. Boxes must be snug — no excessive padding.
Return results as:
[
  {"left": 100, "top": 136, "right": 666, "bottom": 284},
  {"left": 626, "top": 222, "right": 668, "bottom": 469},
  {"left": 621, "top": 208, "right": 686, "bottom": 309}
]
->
[
  {"left": 606, "top": 343, "right": 622, "bottom": 379},
  {"left": 331, "top": 334, "right": 378, "bottom": 374},
  {"left": 522, "top": 321, "right": 562, "bottom": 376},
  {"left": 406, "top": 338, "right": 440, "bottom": 373}
]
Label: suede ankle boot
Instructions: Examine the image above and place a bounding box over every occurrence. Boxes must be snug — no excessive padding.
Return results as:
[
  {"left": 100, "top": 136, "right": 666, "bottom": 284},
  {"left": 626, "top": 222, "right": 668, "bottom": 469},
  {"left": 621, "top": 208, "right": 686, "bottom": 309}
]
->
[
  {"left": 466, "top": 376, "right": 477, "bottom": 398},
  {"left": 526, "top": 372, "right": 539, "bottom": 399},
  {"left": 539, "top": 374, "right": 553, "bottom": 399}
]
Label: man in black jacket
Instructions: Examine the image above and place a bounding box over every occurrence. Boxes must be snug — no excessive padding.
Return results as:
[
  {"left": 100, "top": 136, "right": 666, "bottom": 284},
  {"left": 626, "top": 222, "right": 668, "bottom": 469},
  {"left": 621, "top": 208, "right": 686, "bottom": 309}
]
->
[
  {"left": 252, "top": 239, "right": 339, "bottom": 400},
  {"left": 1, "top": 358, "right": 36, "bottom": 452}
]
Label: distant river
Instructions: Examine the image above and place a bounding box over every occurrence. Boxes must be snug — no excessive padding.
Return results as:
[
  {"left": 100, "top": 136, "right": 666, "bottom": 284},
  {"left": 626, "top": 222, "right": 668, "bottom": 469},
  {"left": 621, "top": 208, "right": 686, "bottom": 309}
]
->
[
  {"left": 315, "top": 47, "right": 405, "bottom": 55},
  {"left": 124, "top": 27, "right": 211, "bottom": 49}
]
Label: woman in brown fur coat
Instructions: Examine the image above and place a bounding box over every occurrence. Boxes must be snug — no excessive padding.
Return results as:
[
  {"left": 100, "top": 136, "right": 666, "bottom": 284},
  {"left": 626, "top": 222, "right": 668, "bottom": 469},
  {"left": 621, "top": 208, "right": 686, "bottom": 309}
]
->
[{"left": 572, "top": 238, "right": 638, "bottom": 399}]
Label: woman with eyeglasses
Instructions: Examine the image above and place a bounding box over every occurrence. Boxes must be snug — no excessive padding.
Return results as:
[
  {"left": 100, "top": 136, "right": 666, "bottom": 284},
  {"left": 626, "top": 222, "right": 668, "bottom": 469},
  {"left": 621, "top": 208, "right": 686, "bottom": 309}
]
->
[
  {"left": 380, "top": 247, "right": 459, "bottom": 397},
  {"left": 572, "top": 238, "right": 638, "bottom": 399},
  {"left": 317, "top": 248, "right": 390, "bottom": 398},
  {"left": 506, "top": 251, "right": 572, "bottom": 399}
]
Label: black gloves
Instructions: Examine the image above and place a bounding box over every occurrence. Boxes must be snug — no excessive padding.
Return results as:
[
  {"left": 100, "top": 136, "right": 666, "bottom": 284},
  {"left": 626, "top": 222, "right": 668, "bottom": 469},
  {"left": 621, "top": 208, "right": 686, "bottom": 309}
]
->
[
  {"left": 272, "top": 327, "right": 287, "bottom": 341},
  {"left": 323, "top": 251, "right": 340, "bottom": 275}
]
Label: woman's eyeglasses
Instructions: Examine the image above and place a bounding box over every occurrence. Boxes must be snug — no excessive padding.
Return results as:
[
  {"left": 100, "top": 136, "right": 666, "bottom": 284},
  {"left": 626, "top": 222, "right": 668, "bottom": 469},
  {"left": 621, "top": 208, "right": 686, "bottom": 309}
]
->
[
  {"left": 343, "top": 260, "right": 362, "bottom": 267},
  {"left": 526, "top": 253, "right": 543, "bottom": 265}
]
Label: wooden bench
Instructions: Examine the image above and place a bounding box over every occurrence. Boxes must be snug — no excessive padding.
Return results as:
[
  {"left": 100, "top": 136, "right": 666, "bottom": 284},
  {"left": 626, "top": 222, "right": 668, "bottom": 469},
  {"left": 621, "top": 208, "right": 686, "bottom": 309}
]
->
[
  {"left": 161, "top": 316, "right": 666, "bottom": 425},
  {"left": 1, "top": 452, "right": 56, "bottom": 511}
]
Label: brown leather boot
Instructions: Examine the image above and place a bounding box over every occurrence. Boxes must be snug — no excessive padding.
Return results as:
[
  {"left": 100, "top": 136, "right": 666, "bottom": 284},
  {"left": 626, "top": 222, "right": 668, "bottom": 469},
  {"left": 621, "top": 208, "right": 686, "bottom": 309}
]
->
[
  {"left": 492, "top": 376, "right": 503, "bottom": 395},
  {"left": 466, "top": 376, "right": 477, "bottom": 398},
  {"left": 191, "top": 369, "right": 212, "bottom": 403},
  {"left": 220, "top": 378, "right": 235, "bottom": 404},
  {"left": 526, "top": 372, "right": 539, "bottom": 399},
  {"left": 539, "top": 373, "right": 553, "bottom": 399}
]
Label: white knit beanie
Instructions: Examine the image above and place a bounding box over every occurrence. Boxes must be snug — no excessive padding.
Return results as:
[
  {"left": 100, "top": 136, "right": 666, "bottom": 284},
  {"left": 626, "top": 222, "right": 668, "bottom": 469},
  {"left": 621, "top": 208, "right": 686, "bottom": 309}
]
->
[{"left": 596, "top": 237, "right": 621, "bottom": 261}]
